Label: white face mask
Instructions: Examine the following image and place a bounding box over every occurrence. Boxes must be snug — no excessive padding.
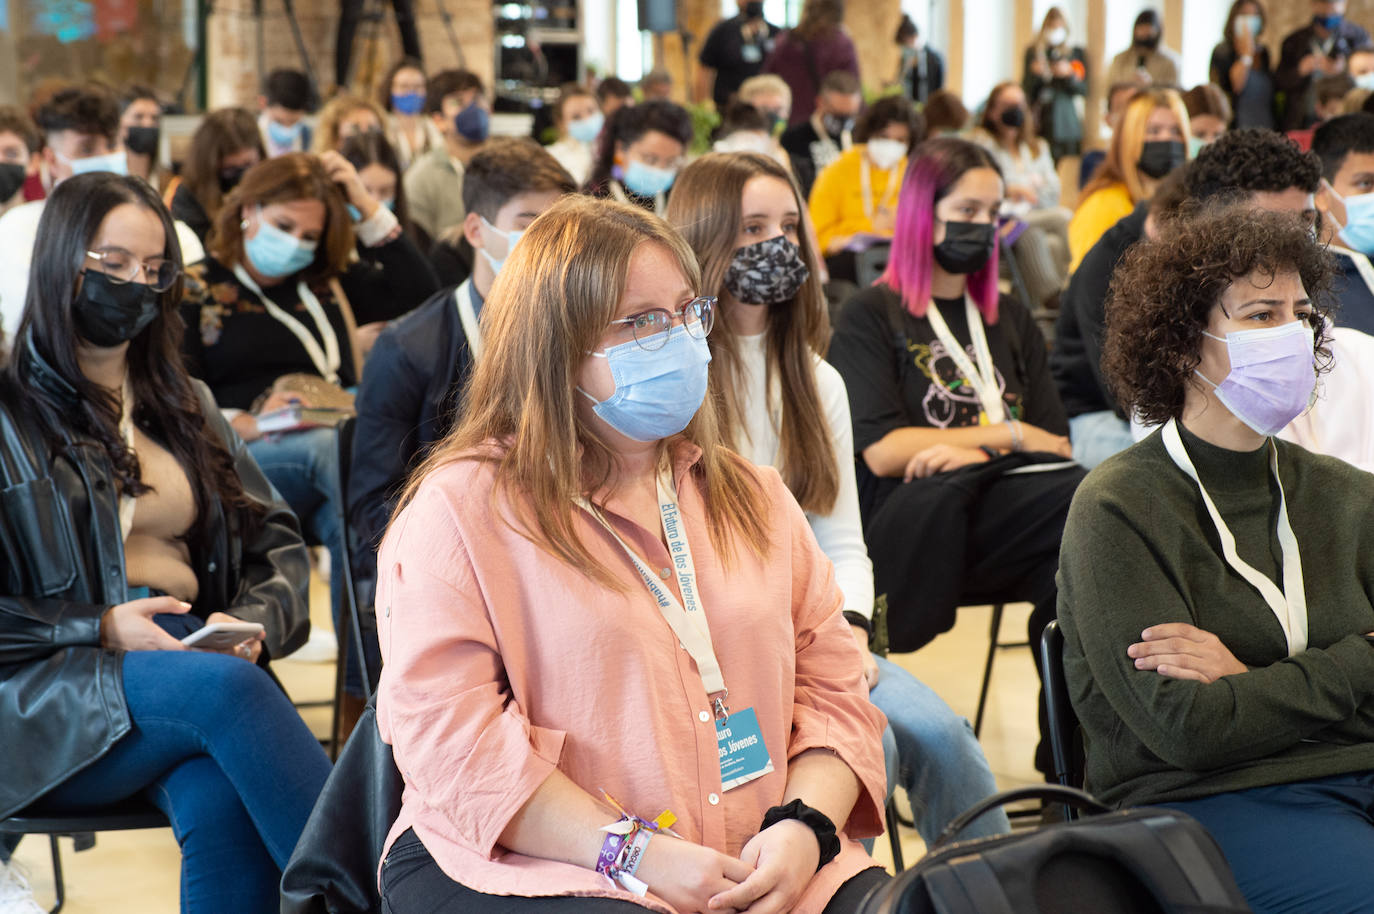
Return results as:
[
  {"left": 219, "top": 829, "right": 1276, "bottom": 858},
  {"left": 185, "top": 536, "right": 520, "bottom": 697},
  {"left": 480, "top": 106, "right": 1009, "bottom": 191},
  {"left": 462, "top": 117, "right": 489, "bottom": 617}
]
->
[
  {"left": 866, "top": 138, "right": 907, "bottom": 171},
  {"left": 1046, "top": 26, "right": 1068, "bottom": 46}
]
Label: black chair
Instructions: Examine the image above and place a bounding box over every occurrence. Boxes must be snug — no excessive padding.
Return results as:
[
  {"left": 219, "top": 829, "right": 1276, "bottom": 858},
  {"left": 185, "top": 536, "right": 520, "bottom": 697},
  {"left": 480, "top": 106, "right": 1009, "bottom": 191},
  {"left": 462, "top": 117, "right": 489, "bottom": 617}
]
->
[
  {"left": 0, "top": 799, "right": 169, "bottom": 913},
  {"left": 1039, "top": 620, "right": 1085, "bottom": 819},
  {"left": 884, "top": 797, "right": 905, "bottom": 873},
  {"left": 854, "top": 242, "right": 892, "bottom": 290},
  {"left": 972, "top": 603, "right": 1018, "bottom": 738}
]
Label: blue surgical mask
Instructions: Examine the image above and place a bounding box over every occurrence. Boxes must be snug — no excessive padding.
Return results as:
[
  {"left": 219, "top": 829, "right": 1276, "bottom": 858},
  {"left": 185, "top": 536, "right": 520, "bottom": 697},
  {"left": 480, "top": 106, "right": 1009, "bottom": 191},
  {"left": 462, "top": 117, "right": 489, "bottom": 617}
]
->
[
  {"left": 454, "top": 103, "right": 490, "bottom": 143},
  {"left": 1188, "top": 135, "right": 1208, "bottom": 158},
  {"left": 267, "top": 118, "right": 304, "bottom": 148},
  {"left": 347, "top": 203, "right": 363, "bottom": 223},
  {"left": 478, "top": 215, "right": 523, "bottom": 275},
  {"left": 64, "top": 150, "right": 128, "bottom": 177},
  {"left": 568, "top": 111, "right": 605, "bottom": 144},
  {"left": 243, "top": 207, "right": 318, "bottom": 278},
  {"left": 622, "top": 159, "right": 677, "bottom": 197},
  {"left": 579, "top": 325, "right": 712, "bottom": 442},
  {"left": 1326, "top": 180, "right": 1374, "bottom": 254},
  {"left": 1315, "top": 14, "right": 1343, "bottom": 31},
  {"left": 391, "top": 92, "right": 425, "bottom": 115},
  {"left": 381, "top": 197, "right": 396, "bottom": 212}
]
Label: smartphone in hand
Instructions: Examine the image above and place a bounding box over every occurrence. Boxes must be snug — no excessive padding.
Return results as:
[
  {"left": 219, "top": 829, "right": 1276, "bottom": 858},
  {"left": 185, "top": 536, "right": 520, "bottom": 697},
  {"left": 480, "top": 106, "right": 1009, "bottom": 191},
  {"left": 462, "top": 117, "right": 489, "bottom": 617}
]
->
[{"left": 181, "top": 622, "right": 265, "bottom": 651}]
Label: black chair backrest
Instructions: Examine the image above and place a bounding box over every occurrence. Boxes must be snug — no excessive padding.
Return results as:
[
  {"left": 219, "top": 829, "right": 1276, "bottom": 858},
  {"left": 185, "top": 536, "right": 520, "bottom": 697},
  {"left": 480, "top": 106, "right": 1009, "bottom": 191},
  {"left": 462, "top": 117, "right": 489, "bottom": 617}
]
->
[
  {"left": 334, "top": 416, "right": 379, "bottom": 696},
  {"left": 854, "top": 242, "right": 892, "bottom": 290},
  {"left": 1039, "top": 620, "right": 1084, "bottom": 798}
]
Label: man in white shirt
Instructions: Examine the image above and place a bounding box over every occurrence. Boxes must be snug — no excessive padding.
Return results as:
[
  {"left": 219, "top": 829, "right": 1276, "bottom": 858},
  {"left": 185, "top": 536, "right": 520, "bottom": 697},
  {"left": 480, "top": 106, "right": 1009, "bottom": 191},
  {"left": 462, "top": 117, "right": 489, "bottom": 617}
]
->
[{"left": 0, "top": 86, "right": 203, "bottom": 345}]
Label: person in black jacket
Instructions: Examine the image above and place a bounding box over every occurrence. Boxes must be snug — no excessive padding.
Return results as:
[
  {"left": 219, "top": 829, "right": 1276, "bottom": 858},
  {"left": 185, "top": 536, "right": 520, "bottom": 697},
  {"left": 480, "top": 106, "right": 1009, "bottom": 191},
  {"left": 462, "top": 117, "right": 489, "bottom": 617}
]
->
[
  {"left": 1275, "top": 1, "right": 1373, "bottom": 130},
  {"left": 1052, "top": 129, "right": 1321, "bottom": 468},
  {"left": 0, "top": 172, "right": 328, "bottom": 911},
  {"left": 347, "top": 138, "right": 575, "bottom": 595}
]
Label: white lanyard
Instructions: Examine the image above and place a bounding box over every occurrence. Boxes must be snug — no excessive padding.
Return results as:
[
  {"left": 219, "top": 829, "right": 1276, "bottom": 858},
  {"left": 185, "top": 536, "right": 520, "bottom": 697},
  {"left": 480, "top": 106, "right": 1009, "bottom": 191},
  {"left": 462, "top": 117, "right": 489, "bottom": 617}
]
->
[
  {"left": 859, "top": 155, "right": 900, "bottom": 224},
  {"left": 608, "top": 179, "right": 666, "bottom": 217},
  {"left": 576, "top": 464, "right": 729, "bottom": 715},
  {"left": 1162, "top": 419, "right": 1308, "bottom": 655},
  {"left": 924, "top": 295, "right": 1006, "bottom": 423},
  {"left": 118, "top": 376, "right": 136, "bottom": 542},
  {"left": 453, "top": 279, "right": 483, "bottom": 361},
  {"left": 232, "top": 264, "right": 341, "bottom": 384}
]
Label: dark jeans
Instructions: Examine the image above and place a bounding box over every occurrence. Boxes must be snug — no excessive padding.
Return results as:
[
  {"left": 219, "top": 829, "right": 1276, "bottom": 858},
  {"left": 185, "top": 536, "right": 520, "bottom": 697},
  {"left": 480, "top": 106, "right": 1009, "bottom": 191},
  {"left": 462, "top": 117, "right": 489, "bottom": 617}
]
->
[
  {"left": 33, "top": 650, "right": 332, "bottom": 913},
  {"left": 336, "top": 0, "right": 422, "bottom": 86},
  {"left": 381, "top": 828, "right": 889, "bottom": 913},
  {"left": 1160, "top": 772, "right": 1374, "bottom": 914}
]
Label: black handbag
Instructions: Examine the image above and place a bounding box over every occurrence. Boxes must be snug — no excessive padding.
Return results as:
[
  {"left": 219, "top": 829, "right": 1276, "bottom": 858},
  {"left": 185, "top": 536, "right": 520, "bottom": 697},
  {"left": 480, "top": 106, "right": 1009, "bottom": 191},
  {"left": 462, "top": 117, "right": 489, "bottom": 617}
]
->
[
  {"left": 280, "top": 697, "right": 401, "bottom": 914},
  {"left": 859, "top": 785, "right": 1251, "bottom": 914}
]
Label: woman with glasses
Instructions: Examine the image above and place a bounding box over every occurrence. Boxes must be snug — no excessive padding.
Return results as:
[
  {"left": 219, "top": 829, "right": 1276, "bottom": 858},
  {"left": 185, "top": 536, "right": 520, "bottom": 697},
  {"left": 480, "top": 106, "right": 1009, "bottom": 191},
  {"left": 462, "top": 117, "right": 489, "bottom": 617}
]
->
[
  {"left": 0, "top": 172, "right": 329, "bottom": 911},
  {"left": 375, "top": 195, "right": 888, "bottom": 914},
  {"left": 667, "top": 151, "right": 1010, "bottom": 843}
]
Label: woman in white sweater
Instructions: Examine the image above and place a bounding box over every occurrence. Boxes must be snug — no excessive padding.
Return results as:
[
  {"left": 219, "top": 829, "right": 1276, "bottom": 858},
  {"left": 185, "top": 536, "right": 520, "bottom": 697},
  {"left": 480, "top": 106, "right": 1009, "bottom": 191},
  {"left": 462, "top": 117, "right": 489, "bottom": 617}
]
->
[{"left": 667, "top": 152, "right": 1009, "bottom": 842}]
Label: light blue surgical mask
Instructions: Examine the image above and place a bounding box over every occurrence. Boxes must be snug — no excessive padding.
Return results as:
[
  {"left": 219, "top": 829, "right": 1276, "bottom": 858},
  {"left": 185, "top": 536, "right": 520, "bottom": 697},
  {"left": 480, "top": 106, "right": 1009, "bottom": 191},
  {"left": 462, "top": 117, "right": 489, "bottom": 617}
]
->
[
  {"left": 568, "top": 111, "right": 605, "bottom": 144},
  {"left": 622, "top": 159, "right": 677, "bottom": 197},
  {"left": 347, "top": 203, "right": 363, "bottom": 223},
  {"left": 478, "top": 215, "right": 523, "bottom": 275},
  {"left": 64, "top": 150, "right": 128, "bottom": 177},
  {"left": 243, "top": 207, "right": 318, "bottom": 278},
  {"left": 1326, "top": 180, "right": 1374, "bottom": 254},
  {"left": 1188, "top": 135, "right": 1208, "bottom": 158},
  {"left": 267, "top": 118, "right": 304, "bottom": 148},
  {"left": 1237, "top": 14, "right": 1261, "bottom": 38},
  {"left": 579, "top": 325, "right": 711, "bottom": 442}
]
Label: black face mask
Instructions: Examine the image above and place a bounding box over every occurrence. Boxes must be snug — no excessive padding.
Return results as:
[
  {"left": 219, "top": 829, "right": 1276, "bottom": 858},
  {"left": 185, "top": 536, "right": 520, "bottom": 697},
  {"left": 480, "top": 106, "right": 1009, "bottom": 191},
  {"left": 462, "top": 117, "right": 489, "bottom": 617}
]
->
[
  {"left": 74, "top": 271, "right": 160, "bottom": 347},
  {"left": 822, "top": 113, "right": 854, "bottom": 138},
  {"left": 999, "top": 107, "right": 1025, "bottom": 129},
  {"left": 743, "top": 1, "right": 764, "bottom": 18},
  {"left": 1134, "top": 32, "right": 1160, "bottom": 50},
  {"left": 219, "top": 165, "right": 249, "bottom": 194},
  {"left": 1137, "top": 140, "right": 1186, "bottom": 179},
  {"left": 934, "top": 221, "right": 997, "bottom": 275},
  {"left": 0, "top": 162, "right": 25, "bottom": 202},
  {"left": 124, "top": 126, "right": 160, "bottom": 157}
]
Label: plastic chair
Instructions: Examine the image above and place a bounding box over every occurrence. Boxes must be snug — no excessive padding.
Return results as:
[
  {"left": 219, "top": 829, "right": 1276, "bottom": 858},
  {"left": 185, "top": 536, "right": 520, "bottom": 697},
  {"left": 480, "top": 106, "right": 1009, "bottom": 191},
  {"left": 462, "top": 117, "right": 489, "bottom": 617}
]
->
[{"left": 0, "top": 800, "right": 169, "bottom": 913}]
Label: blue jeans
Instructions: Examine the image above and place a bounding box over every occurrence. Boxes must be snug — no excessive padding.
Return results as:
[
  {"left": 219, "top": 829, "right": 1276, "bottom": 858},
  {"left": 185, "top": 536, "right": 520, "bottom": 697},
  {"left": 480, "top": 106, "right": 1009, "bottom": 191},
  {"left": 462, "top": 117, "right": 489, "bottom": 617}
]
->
[
  {"left": 870, "top": 655, "right": 1010, "bottom": 842},
  {"left": 1160, "top": 773, "right": 1374, "bottom": 914},
  {"left": 248, "top": 428, "right": 362, "bottom": 692},
  {"left": 1068, "top": 411, "right": 1135, "bottom": 470},
  {"left": 35, "top": 651, "right": 332, "bottom": 913}
]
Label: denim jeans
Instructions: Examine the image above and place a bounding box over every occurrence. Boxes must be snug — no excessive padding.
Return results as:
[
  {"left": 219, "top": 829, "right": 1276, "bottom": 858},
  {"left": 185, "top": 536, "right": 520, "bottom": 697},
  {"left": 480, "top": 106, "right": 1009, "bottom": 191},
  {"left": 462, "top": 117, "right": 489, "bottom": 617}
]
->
[
  {"left": 1068, "top": 411, "right": 1135, "bottom": 470},
  {"left": 248, "top": 428, "right": 364, "bottom": 692},
  {"left": 870, "top": 655, "right": 1010, "bottom": 842},
  {"left": 1160, "top": 772, "right": 1374, "bottom": 914},
  {"left": 35, "top": 650, "right": 332, "bottom": 914}
]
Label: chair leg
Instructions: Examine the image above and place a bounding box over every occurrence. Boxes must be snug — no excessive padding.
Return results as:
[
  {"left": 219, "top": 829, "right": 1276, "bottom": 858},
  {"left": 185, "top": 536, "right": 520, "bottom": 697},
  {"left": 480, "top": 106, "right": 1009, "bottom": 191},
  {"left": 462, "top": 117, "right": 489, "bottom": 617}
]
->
[
  {"left": 47, "top": 834, "right": 64, "bottom": 914},
  {"left": 974, "top": 604, "right": 1004, "bottom": 738},
  {"left": 885, "top": 797, "right": 905, "bottom": 873}
]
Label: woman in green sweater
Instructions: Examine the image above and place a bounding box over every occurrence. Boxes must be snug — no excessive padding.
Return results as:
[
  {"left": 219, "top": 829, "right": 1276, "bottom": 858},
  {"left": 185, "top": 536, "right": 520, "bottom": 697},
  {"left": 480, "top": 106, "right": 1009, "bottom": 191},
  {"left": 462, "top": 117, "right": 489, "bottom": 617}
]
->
[{"left": 1058, "top": 204, "right": 1374, "bottom": 914}]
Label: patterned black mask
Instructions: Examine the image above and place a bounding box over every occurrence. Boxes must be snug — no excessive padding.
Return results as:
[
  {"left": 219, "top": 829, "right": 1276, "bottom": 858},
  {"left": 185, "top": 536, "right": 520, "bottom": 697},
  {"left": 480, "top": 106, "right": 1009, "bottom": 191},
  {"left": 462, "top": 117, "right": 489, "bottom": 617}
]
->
[{"left": 724, "top": 235, "right": 809, "bottom": 305}]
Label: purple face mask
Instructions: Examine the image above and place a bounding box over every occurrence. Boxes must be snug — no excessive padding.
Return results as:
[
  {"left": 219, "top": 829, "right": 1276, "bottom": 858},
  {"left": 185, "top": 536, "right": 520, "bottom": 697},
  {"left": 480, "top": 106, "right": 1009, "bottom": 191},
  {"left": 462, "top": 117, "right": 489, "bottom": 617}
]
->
[{"left": 1195, "top": 320, "right": 1316, "bottom": 436}]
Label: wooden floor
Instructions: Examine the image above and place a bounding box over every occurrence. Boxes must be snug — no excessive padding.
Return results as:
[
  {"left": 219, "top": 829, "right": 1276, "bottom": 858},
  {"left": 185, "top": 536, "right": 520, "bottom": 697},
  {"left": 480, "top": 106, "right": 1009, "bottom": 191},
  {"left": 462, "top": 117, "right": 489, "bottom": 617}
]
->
[{"left": 11, "top": 584, "right": 1042, "bottom": 912}]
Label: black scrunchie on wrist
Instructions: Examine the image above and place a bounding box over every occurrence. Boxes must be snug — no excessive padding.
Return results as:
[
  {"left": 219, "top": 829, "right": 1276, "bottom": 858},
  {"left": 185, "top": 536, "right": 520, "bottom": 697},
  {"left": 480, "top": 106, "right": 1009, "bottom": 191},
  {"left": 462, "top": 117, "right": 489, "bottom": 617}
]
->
[{"left": 760, "top": 799, "right": 841, "bottom": 871}]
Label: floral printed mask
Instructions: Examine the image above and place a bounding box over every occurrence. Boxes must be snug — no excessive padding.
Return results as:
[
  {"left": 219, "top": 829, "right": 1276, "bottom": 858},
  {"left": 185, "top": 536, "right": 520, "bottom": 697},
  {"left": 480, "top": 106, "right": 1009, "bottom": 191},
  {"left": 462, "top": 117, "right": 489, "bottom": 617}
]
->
[{"left": 723, "top": 235, "right": 809, "bottom": 305}]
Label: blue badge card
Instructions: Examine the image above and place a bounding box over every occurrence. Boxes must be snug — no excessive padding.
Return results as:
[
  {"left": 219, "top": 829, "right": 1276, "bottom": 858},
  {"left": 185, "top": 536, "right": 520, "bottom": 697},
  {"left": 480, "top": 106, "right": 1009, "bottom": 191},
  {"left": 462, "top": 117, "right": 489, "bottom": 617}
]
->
[{"left": 716, "top": 706, "right": 774, "bottom": 791}]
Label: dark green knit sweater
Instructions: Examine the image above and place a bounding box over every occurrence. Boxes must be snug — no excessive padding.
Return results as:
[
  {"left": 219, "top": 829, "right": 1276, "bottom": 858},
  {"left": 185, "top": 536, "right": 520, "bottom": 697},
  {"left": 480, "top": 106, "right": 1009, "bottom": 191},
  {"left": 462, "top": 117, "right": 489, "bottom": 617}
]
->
[{"left": 1058, "top": 422, "right": 1374, "bottom": 808}]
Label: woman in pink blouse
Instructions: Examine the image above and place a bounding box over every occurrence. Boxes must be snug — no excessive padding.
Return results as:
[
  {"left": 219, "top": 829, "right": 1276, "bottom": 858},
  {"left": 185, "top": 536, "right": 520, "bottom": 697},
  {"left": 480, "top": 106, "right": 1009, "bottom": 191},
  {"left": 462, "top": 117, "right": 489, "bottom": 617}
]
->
[{"left": 374, "top": 194, "right": 888, "bottom": 914}]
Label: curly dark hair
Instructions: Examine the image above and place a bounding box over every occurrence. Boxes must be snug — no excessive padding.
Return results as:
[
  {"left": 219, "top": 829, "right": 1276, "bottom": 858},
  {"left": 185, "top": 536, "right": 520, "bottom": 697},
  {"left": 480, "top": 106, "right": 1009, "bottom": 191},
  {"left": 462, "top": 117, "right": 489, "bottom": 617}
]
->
[
  {"left": 1184, "top": 128, "right": 1322, "bottom": 202},
  {"left": 1102, "top": 205, "right": 1335, "bottom": 427},
  {"left": 854, "top": 94, "right": 925, "bottom": 151}
]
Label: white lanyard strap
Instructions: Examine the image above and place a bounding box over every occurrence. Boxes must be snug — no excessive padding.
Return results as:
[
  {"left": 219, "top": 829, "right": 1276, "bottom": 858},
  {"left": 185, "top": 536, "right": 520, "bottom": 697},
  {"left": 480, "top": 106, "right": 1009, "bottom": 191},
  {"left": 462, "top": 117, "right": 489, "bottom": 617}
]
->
[
  {"left": 454, "top": 279, "right": 483, "bottom": 361},
  {"left": 575, "top": 465, "right": 728, "bottom": 710},
  {"left": 232, "top": 264, "right": 341, "bottom": 383},
  {"left": 608, "top": 180, "right": 666, "bottom": 217},
  {"left": 810, "top": 113, "right": 852, "bottom": 155},
  {"left": 924, "top": 295, "right": 1006, "bottom": 423},
  {"left": 859, "top": 156, "right": 900, "bottom": 224},
  {"left": 1162, "top": 419, "right": 1308, "bottom": 655},
  {"left": 118, "top": 376, "right": 136, "bottom": 542}
]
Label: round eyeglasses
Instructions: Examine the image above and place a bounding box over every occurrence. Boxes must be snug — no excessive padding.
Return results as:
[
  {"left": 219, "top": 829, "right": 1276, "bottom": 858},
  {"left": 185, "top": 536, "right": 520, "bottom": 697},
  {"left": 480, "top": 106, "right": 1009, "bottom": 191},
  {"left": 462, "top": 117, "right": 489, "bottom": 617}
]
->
[
  {"left": 607, "top": 296, "right": 716, "bottom": 352},
  {"left": 85, "top": 247, "right": 182, "bottom": 293}
]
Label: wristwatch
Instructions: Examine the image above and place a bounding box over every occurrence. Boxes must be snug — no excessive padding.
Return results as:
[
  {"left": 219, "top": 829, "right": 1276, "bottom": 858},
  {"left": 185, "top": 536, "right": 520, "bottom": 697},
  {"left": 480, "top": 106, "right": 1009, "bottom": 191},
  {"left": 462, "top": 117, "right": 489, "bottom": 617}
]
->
[{"left": 760, "top": 799, "right": 841, "bottom": 871}]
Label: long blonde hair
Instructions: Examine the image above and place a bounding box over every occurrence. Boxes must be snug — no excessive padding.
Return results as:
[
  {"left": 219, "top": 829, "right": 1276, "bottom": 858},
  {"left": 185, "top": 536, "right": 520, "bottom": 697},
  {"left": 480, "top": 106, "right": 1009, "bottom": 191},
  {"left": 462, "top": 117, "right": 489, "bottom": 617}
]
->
[
  {"left": 1081, "top": 88, "right": 1190, "bottom": 203},
  {"left": 666, "top": 153, "right": 839, "bottom": 515},
  {"left": 396, "top": 195, "right": 770, "bottom": 585}
]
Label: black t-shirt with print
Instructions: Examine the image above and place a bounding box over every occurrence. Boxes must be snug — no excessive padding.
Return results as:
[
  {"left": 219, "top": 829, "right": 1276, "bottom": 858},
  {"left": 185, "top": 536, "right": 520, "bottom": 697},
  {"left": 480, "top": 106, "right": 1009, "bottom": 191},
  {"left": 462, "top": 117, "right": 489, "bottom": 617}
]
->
[
  {"left": 699, "top": 14, "right": 780, "bottom": 109},
  {"left": 827, "top": 286, "right": 1068, "bottom": 456}
]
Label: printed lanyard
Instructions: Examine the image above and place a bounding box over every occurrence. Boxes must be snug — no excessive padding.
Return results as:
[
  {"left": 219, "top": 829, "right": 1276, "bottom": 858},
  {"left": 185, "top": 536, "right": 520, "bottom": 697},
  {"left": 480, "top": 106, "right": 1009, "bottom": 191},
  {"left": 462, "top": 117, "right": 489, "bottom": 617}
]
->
[
  {"left": 809, "top": 112, "right": 852, "bottom": 158},
  {"left": 576, "top": 465, "right": 729, "bottom": 717},
  {"left": 859, "top": 156, "right": 900, "bottom": 223},
  {"left": 1162, "top": 419, "right": 1308, "bottom": 655},
  {"left": 608, "top": 180, "right": 666, "bottom": 218},
  {"left": 924, "top": 295, "right": 1006, "bottom": 424},
  {"left": 232, "top": 264, "right": 341, "bottom": 383}
]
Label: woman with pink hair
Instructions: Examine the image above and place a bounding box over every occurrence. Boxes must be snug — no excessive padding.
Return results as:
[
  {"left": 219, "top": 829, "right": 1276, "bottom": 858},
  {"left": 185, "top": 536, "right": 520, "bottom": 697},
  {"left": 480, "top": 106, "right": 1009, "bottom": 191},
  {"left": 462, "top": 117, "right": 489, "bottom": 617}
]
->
[{"left": 827, "top": 136, "right": 1085, "bottom": 778}]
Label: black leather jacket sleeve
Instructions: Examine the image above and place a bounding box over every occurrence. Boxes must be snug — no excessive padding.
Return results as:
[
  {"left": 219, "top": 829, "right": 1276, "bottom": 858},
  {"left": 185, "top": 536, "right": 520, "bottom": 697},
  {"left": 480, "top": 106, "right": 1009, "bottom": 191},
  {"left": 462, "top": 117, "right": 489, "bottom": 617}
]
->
[
  {"left": 198, "top": 385, "right": 312, "bottom": 660},
  {"left": 0, "top": 596, "right": 105, "bottom": 666}
]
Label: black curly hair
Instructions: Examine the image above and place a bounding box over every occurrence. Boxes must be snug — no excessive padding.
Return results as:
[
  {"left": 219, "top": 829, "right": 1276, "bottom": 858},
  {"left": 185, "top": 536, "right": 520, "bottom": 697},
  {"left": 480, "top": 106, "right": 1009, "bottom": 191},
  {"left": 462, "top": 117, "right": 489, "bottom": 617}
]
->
[
  {"left": 1103, "top": 205, "right": 1335, "bottom": 427},
  {"left": 1184, "top": 128, "right": 1322, "bottom": 203}
]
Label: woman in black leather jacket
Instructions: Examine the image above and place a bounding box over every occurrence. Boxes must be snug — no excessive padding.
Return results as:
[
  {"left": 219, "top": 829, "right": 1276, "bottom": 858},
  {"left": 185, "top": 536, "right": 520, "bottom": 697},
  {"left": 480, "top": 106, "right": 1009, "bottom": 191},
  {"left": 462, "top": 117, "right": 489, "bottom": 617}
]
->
[{"left": 0, "top": 173, "right": 330, "bottom": 912}]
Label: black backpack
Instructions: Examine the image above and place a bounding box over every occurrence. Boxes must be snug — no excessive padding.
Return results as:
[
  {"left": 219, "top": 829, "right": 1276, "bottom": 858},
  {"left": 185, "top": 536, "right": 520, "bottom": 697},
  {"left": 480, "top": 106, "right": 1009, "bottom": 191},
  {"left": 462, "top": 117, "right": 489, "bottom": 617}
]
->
[{"left": 859, "top": 786, "right": 1251, "bottom": 914}]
